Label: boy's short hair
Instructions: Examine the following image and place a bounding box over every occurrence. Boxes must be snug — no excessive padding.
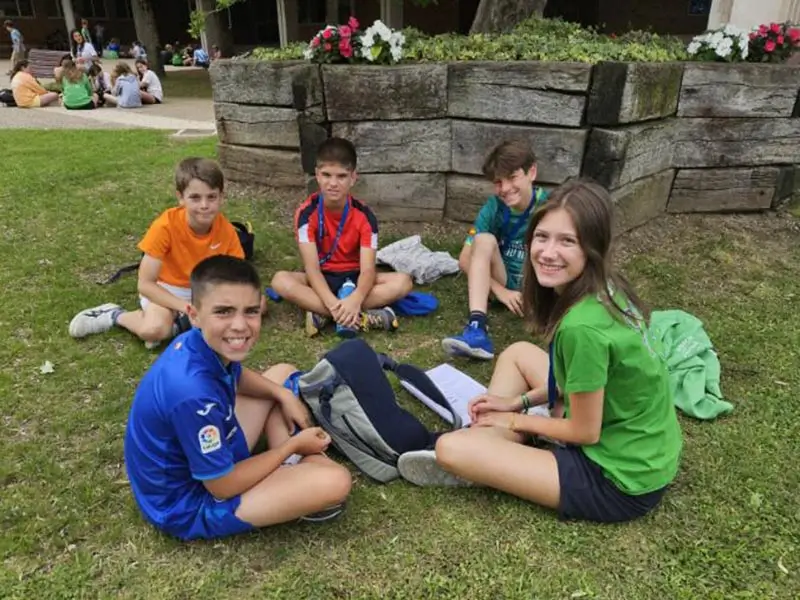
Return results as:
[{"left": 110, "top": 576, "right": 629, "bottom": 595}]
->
[
  {"left": 4, "top": 20, "right": 14, "bottom": 28},
  {"left": 316, "top": 137, "right": 357, "bottom": 171},
  {"left": 482, "top": 139, "right": 537, "bottom": 180},
  {"left": 175, "top": 157, "right": 225, "bottom": 194},
  {"left": 190, "top": 255, "right": 261, "bottom": 306}
]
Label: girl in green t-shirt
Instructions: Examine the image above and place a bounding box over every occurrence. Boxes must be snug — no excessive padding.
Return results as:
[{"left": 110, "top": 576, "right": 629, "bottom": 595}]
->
[{"left": 399, "top": 179, "right": 683, "bottom": 523}]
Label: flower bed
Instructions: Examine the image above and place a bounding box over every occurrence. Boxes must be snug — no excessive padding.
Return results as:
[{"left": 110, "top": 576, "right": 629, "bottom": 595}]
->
[{"left": 211, "top": 18, "right": 800, "bottom": 226}]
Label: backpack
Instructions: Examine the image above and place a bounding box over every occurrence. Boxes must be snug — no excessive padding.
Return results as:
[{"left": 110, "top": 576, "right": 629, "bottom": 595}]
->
[
  {"left": 297, "top": 338, "right": 462, "bottom": 483},
  {"left": 99, "top": 220, "right": 256, "bottom": 284},
  {"left": 0, "top": 89, "right": 16, "bottom": 107}
]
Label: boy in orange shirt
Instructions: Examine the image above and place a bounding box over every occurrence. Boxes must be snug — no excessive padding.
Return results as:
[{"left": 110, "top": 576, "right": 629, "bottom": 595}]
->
[{"left": 69, "top": 157, "right": 247, "bottom": 347}]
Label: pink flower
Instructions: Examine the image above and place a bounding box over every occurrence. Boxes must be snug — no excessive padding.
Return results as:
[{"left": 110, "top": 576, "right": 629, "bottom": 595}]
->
[
  {"left": 765, "top": 39, "right": 776, "bottom": 52},
  {"left": 339, "top": 39, "right": 353, "bottom": 58},
  {"left": 339, "top": 25, "right": 351, "bottom": 38},
  {"left": 322, "top": 28, "right": 333, "bottom": 39},
  {"left": 789, "top": 28, "right": 800, "bottom": 42},
  {"left": 749, "top": 32, "right": 758, "bottom": 40},
  {"left": 324, "top": 42, "right": 332, "bottom": 52},
  {"left": 759, "top": 24, "right": 768, "bottom": 34},
  {"left": 777, "top": 34, "right": 785, "bottom": 45},
  {"left": 348, "top": 16, "right": 359, "bottom": 31},
  {"left": 311, "top": 36, "right": 320, "bottom": 47},
  {"left": 770, "top": 22, "right": 781, "bottom": 34}
]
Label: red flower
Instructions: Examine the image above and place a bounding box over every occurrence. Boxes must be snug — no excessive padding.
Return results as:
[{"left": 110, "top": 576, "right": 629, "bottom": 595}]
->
[
  {"left": 322, "top": 28, "right": 333, "bottom": 39},
  {"left": 770, "top": 22, "right": 781, "bottom": 34},
  {"left": 749, "top": 32, "right": 757, "bottom": 40},
  {"left": 311, "top": 36, "right": 320, "bottom": 47},
  {"left": 789, "top": 28, "right": 800, "bottom": 42},
  {"left": 339, "top": 25, "right": 351, "bottom": 38},
  {"left": 759, "top": 24, "right": 768, "bottom": 34},
  {"left": 324, "top": 42, "right": 332, "bottom": 52},
  {"left": 348, "top": 16, "right": 359, "bottom": 31},
  {"left": 777, "top": 34, "right": 785, "bottom": 45},
  {"left": 339, "top": 39, "right": 353, "bottom": 58},
  {"left": 765, "top": 39, "right": 776, "bottom": 52}
]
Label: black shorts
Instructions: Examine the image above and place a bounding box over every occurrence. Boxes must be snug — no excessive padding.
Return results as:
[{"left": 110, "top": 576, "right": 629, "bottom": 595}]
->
[
  {"left": 554, "top": 445, "right": 667, "bottom": 523},
  {"left": 322, "top": 270, "right": 359, "bottom": 295},
  {"left": 65, "top": 101, "right": 95, "bottom": 110}
]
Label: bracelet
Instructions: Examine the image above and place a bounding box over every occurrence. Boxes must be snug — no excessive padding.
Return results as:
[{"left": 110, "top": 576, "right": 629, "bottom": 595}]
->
[{"left": 520, "top": 393, "right": 531, "bottom": 412}]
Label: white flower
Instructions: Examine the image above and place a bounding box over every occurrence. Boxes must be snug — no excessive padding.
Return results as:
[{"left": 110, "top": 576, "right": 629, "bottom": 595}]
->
[
  {"left": 303, "top": 46, "right": 314, "bottom": 60},
  {"left": 371, "top": 20, "right": 393, "bottom": 41},
  {"left": 687, "top": 41, "right": 701, "bottom": 55},
  {"left": 390, "top": 44, "right": 403, "bottom": 62},
  {"left": 716, "top": 44, "right": 732, "bottom": 58}
]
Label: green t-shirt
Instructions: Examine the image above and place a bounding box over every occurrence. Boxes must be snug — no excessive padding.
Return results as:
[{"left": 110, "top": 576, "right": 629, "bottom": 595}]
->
[
  {"left": 467, "top": 188, "right": 548, "bottom": 291},
  {"left": 61, "top": 74, "right": 93, "bottom": 108},
  {"left": 553, "top": 294, "right": 683, "bottom": 495}
]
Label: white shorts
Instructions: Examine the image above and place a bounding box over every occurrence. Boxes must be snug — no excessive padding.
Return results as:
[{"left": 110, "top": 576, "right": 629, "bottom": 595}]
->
[{"left": 139, "top": 282, "right": 192, "bottom": 311}]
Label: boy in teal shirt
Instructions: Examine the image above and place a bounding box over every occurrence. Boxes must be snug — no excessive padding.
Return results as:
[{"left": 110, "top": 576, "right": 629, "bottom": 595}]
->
[{"left": 442, "top": 139, "right": 547, "bottom": 360}]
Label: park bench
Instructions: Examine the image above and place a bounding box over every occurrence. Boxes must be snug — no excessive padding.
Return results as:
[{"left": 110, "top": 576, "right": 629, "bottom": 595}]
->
[{"left": 27, "top": 49, "right": 70, "bottom": 80}]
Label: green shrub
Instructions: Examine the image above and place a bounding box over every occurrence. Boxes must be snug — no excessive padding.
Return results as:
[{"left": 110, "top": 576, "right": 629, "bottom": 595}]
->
[{"left": 246, "top": 17, "right": 688, "bottom": 64}]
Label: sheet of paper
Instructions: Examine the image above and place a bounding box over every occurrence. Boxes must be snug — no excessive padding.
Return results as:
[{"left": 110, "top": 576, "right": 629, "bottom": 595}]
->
[{"left": 400, "top": 363, "right": 487, "bottom": 427}]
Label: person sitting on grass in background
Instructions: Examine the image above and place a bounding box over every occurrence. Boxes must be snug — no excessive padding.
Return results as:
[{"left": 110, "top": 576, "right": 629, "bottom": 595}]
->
[
  {"left": 70, "top": 29, "right": 98, "bottom": 72},
  {"left": 271, "top": 137, "right": 413, "bottom": 338},
  {"left": 69, "top": 157, "right": 256, "bottom": 348},
  {"left": 87, "top": 62, "right": 111, "bottom": 102},
  {"left": 124, "top": 255, "right": 352, "bottom": 541},
  {"left": 442, "top": 139, "right": 548, "bottom": 361},
  {"left": 103, "top": 62, "right": 141, "bottom": 108},
  {"left": 9, "top": 60, "right": 59, "bottom": 108},
  {"left": 398, "top": 179, "right": 683, "bottom": 524},
  {"left": 60, "top": 62, "right": 99, "bottom": 110},
  {"left": 135, "top": 58, "right": 163, "bottom": 104}
]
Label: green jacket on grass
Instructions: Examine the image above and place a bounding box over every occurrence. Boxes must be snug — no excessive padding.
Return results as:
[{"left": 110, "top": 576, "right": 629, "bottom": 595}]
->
[{"left": 648, "top": 309, "right": 734, "bottom": 420}]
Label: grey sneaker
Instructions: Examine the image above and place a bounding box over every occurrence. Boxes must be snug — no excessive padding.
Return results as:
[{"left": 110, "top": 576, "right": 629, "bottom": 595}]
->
[
  {"left": 397, "top": 450, "right": 473, "bottom": 487},
  {"left": 68, "top": 303, "right": 121, "bottom": 338},
  {"left": 360, "top": 307, "right": 399, "bottom": 332},
  {"left": 305, "top": 311, "right": 330, "bottom": 337},
  {"left": 299, "top": 501, "right": 346, "bottom": 523}
]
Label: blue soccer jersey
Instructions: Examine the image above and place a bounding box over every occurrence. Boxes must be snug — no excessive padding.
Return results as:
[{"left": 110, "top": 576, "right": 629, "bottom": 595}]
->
[{"left": 124, "top": 328, "right": 252, "bottom": 540}]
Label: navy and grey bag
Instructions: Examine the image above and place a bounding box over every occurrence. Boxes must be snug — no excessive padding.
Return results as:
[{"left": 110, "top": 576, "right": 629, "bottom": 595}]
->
[{"left": 298, "top": 338, "right": 462, "bottom": 483}]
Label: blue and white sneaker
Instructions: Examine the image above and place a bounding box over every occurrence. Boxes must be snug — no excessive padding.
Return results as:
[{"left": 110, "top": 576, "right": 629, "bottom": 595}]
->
[{"left": 441, "top": 323, "right": 495, "bottom": 360}]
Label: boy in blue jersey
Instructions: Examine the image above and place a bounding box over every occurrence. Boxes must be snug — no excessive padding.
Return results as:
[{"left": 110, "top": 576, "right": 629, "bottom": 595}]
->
[
  {"left": 124, "top": 255, "right": 352, "bottom": 541},
  {"left": 442, "top": 140, "right": 548, "bottom": 361}
]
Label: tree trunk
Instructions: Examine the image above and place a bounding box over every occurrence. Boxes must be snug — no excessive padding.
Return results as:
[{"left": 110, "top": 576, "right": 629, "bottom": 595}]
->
[
  {"left": 198, "top": 0, "right": 235, "bottom": 58},
  {"left": 469, "top": 0, "right": 548, "bottom": 34},
  {"left": 131, "top": 0, "right": 165, "bottom": 77}
]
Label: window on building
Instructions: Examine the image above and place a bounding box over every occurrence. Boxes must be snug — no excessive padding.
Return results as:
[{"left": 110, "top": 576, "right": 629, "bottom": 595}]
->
[
  {"left": 298, "top": 0, "right": 326, "bottom": 24},
  {"left": 74, "top": 0, "right": 107, "bottom": 19},
  {"left": 42, "top": 0, "right": 62, "bottom": 18},
  {"left": 338, "top": 0, "right": 353, "bottom": 24},
  {"left": 115, "top": 0, "right": 132, "bottom": 19},
  {"left": 0, "top": 0, "right": 34, "bottom": 17}
]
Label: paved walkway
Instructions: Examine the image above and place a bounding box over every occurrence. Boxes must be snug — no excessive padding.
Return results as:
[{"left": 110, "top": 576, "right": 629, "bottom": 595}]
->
[{"left": 0, "top": 59, "right": 216, "bottom": 133}]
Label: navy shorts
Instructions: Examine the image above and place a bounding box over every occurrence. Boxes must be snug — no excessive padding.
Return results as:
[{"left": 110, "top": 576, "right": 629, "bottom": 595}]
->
[
  {"left": 322, "top": 270, "right": 359, "bottom": 295},
  {"left": 554, "top": 445, "right": 667, "bottom": 523}
]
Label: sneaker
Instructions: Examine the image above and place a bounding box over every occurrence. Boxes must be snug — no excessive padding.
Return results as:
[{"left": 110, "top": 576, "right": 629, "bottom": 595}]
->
[
  {"left": 299, "top": 501, "right": 346, "bottom": 523},
  {"left": 441, "top": 323, "right": 494, "bottom": 360},
  {"left": 304, "top": 311, "right": 330, "bottom": 337},
  {"left": 397, "top": 450, "right": 473, "bottom": 487},
  {"left": 360, "top": 307, "right": 399, "bottom": 333},
  {"left": 68, "top": 303, "right": 121, "bottom": 338}
]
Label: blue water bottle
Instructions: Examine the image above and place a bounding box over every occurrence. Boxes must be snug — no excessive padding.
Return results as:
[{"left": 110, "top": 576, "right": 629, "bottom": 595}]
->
[{"left": 335, "top": 279, "right": 358, "bottom": 338}]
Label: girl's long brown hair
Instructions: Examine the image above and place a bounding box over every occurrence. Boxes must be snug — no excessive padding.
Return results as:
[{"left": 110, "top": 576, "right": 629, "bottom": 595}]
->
[
  {"left": 522, "top": 178, "right": 649, "bottom": 342},
  {"left": 9, "top": 59, "right": 28, "bottom": 82}
]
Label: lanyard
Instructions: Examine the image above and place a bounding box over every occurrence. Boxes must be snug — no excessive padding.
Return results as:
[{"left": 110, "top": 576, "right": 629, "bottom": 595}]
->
[
  {"left": 316, "top": 194, "right": 350, "bottom": 266},
  {"left": 499, "top": 188, "right": 539, "bottom": 252},
  {"left": 547, "top": 342, "right": 557, "bottom": 410}
]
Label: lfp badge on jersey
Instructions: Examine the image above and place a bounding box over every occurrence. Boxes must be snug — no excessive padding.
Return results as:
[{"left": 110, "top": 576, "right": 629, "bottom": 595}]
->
[{"left": 198, "top": 425, "right": 222, "bottom": 454}]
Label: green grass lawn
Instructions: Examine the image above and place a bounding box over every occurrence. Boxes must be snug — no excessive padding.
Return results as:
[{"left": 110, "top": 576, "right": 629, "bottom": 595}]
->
[
  {"left": 1, "top": 130, "right": 798, "bottom": 599},
  {"left": 162, "top": 68, "right": 213, "bottom": 99}
]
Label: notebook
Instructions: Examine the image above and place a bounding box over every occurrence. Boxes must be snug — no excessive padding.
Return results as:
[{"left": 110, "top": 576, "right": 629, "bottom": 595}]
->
[{"left": 400, "top": 363, "right": 487, "bottom": 427}]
